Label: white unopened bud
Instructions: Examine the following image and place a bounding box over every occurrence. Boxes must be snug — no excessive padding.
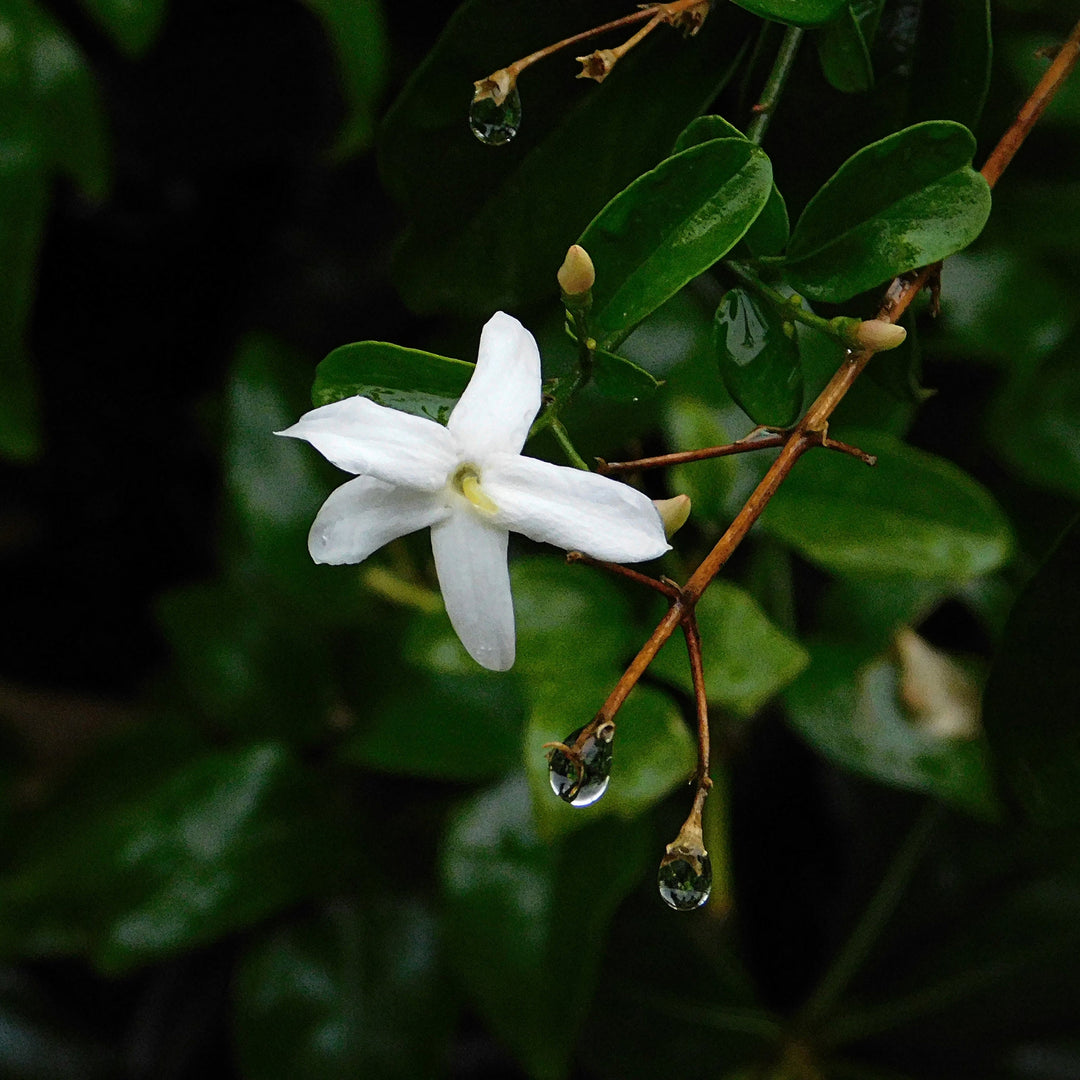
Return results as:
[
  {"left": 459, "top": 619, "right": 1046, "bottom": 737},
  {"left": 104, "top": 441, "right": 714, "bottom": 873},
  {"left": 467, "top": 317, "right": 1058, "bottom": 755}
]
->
[
  {"left": 557, "top": 244, "right": 595, "bottom": 297},
  {"left": 653, "top": 494, "right": 691, "bottom": 538},
  {"left": 854, "top": 319, "right": 907, "bottom": 352}
]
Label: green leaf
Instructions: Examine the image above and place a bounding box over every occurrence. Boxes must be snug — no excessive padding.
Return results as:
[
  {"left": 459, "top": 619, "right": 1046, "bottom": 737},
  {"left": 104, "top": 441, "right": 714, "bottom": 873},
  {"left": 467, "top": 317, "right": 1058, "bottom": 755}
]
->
[
  {"left": 381, "top": 0, "right": 753, "bottom": 314},
  {"left": 581, "top": 138, "right": 773, "bottom": 349},
  {"left": 312, "top": 340, "right": 473, "bottom": 421},
  {"left": 341, "top": 667, "right": 526, "bottom": 781},
  {"left": 300, "top": 0, "right": 390, "bottom": 156},
  {"left": 661, "top": 397, "right": 739, "bottom": 526},
  {"left": 234, "top": 898, "right": 452, "bottom": 1080},
  {"left": 441, "top": 775, "right": 652, "bottom": 1079},
  {"left": 817, "top": 2, "right": 874, "bottom": 94},
  {"left": 591, "top": 348, "right": 663, "bottom": 403},
  {"left": 77, "top": 0, "right": 167, "bottom": 57},
  {"left": 760, "top": 429, "right": 1014, "bottom": 579},
  {"left": 982, "top": 518, "right": 1080, "bottom": 829},
  {"left": 650, "top": 581, "right": 809, "bottom": 718},
  {"left": 714, "top": 287, "right": 804, "bottom": 427},
  {"left": 784, "top": 643, "right": 997, "bottom": 816},
  {"left": 907, "top": 0, "right": 992, "bottom": 129},
  {"left": 673, "top": 115, "right": 789, "bottom": 256},
  {"left": 781, "top": 122, "right": 991, "bottom": 302},
  {"left": 730, "top": 0, "right": 847, "bottom": 27},
  {"left": 0, "top": 743, "right": 346, "bottom": 973},
  {"left": 225, "top": 334, "right": 368, "bottom": 617}
]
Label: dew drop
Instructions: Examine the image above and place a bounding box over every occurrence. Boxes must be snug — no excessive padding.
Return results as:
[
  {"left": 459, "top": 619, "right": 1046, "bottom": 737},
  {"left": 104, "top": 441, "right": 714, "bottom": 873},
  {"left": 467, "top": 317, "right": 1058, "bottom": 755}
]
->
[
  {"left": 469, "top": 86, "right": 522, "bottom": 146},
  {"left": 547, "top": 722, "right": 614, "bottom": 807},
  {"left": 658, "top": 850, "right": 712, "bottom": 911}
]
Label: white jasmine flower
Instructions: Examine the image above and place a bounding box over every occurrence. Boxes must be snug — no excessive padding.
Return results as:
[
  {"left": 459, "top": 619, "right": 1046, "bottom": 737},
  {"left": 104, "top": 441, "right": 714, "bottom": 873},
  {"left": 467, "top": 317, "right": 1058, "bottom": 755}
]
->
[{"left": 277, "top": 312, "right": 669, "bottom": 671}]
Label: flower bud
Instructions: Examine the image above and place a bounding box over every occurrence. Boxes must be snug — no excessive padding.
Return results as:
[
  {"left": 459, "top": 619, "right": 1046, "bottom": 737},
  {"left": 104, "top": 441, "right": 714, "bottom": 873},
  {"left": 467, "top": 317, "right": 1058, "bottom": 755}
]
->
[
  {"left": 853, "top": 319, "right": 907, "bottom": 352},
  {"left": 653, "top": 494, "right": 691, "bottom": 538},
  {"left": 557, "top": 244, "right": 595, "bottom": 298}
]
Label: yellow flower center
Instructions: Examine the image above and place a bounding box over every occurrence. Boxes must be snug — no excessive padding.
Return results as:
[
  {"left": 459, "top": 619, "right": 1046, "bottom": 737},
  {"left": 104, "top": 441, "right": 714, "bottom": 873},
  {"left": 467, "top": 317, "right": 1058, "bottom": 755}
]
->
[{"left": 452, "top": 464, "right": 498, "bottom": 514}]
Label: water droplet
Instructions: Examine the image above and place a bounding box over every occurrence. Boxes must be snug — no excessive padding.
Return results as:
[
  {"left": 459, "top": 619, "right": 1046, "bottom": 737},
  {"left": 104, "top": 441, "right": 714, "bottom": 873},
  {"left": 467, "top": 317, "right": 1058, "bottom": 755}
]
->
[
  {"left": 469, "top": 86, "right": 522, "bottom": 146},
  {"left": 547, "top": 722, "right": 614, "bottom": 807},
  {"left": 658, "top": 850, "right": 712, "bottom": 911}
]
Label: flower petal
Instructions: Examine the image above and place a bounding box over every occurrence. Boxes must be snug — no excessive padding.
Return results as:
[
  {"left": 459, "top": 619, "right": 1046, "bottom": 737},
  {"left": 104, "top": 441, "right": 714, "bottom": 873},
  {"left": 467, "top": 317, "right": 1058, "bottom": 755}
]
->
[
  {"left": 277, "top": 396, "right": 457, "bottom": 491},
  {"left": 430, "top": 508, "right": 515, "bottom": 671},
  {"left": 308, "top": 475, "right": 449, "bottom": 565},
  {"left": 448, "top": 312, "right": 542, "bottom": 460},
  {"left": 482, "top": 454, "right": 670, "bottom": 563}
]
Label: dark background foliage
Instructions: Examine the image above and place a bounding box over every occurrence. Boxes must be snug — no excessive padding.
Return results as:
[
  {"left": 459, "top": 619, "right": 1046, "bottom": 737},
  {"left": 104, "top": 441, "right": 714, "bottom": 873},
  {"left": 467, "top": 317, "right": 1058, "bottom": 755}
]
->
[{"left": 1, "top": 1, "right": 1079, "bottom": 1078}]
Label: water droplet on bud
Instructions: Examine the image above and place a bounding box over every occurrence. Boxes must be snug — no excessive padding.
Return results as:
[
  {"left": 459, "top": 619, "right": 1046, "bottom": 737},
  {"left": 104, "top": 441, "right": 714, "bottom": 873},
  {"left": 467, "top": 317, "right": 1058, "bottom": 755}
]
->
[
  {"left": 547, "top": 722, "right": 614, "bottom": 807},
  {"left": 469, "top": 86, "right": 522, "bottom": 145},
  {"left": 658, "top": 851, "right": 712, "bottom": 911}
]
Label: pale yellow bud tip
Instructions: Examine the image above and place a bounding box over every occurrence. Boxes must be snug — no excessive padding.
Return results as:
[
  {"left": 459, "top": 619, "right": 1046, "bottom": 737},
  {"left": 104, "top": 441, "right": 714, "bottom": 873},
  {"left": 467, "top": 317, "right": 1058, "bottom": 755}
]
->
[
  {"left": 854, "top": 319, "right": 907, "bottom": 352},
  {"left": 653, "top": 494, "right": 691, "bottom": 538},
  {"left": 557, "top": 244, "right": 595, "bottom": 297}
]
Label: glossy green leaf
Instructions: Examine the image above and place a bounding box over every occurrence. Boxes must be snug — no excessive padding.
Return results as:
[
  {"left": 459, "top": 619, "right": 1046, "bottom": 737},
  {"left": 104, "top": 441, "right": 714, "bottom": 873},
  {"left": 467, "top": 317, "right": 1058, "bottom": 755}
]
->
[
  {"left": 591, "top": 348, "right": 663, "bottom": 403},
  {"left": 0, "top": 743, "right": 346, "bottom": 973},
  {"left": 312, "top": 340, "right": 472, "bottom": 421},
  {"left": 784, "top": 643, "right": 997, "bottom": 816},
  {"left": 817, "top": 3, "right": 874, "bottom": 94},
  {"left": 234, "top": 898, "right": 452, "bottom": 1080},
  {"left": 581, "top": 138, "right": 773, "bottom": 348},
  {"left": 760, "top": 429, "right": 1013, "bottom": 579},
  {"left": 341, "top": 667, "right": 526, "bottom": 781},
  {"left": 731, "top": 0, "right": 847, "bottom": 27},
  {"left": 381, "top": 0, "right": 753, "bottom": 314},
  {"left": 650, "top": 581, "right": 809, "bottom": 718},
  {"left": 781, "top": 122, "right": 991, "bottom": 302},
  {"left": 714, "top": 287, "right": 803, "bottom": 427},
  {"left": 441, "top": 775, "right": 652, "bottom": 1078},
  {"left": 673, "top": 115, "right": 790, "bottom": 256},
  {"left": 301, "top": 0, "right": 389, "bottom": 155},
  {"left": 982, "top": 518, "right": 1080, "bottom": 829},
  {"left": 77, "top": 0, "right": 167, "bottom": 57},
  {"left": 907, "top": 0, "right": 992, "bottom": 129}
]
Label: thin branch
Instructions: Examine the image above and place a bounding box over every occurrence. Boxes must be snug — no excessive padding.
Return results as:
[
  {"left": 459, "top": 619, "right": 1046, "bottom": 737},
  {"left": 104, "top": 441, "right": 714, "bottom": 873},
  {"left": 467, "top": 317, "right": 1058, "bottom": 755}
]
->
[{"left": 745, "top": 24, "right": 805, "bottom": 144}]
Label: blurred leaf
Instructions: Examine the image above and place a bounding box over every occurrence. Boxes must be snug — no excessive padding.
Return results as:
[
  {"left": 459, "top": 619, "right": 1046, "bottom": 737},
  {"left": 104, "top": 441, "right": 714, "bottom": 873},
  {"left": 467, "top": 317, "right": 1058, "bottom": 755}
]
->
[
  {"left": 934, "top": 247, "right": 1075, "bottom": 368},
  {"left": 581, "top": 139, "right": 773, "bottom": 349},
  {"left": 760, "top": 429, "right": 1014, "bottom": 579},
  {"left": 989, "top": 340, "right": 1080, "bottom": 503},
  {"left": 225, "top": 333, "right": 366, "bottom": 619},
  {"left": 234, "top": 897, "right": 452, "bottom": 1080},
  {"left": 780, "top": 122, "right": 991, "bottom": 302},
  {"left": 441, "top": 775, "right": 652, "bottom": 1079},
  {"left": 77, "top": 0, "right": 167, "bottom": 57},
  {"left": 784, "top": 643, "right": 997, "bottom": 816},
  {"left": 906, "top": 0, "right": 991, "bottom": 129},
  {"left": 0, "top": 0, "right": 109, "bottom": 460},
  {"left": 312, "top": 340, "right": 473, "bottom": 420},
  {"left": 301, "top": 0, "right": 389, "bottom": 156},
  {"left": 714, "top": 287, "right": 803, "bottom": 427},
  {"left": 380, "top": 0, "right": 753, "bottom": 314},
  {"left": 0, "top": 743, "right": 346, "bottom": 973},
  {"left": 662, "top": 397, "right": 739, "bottom": 526},
  {"left": 591, "top": 348, "right": 663, "bottom": 403},
  {"left": 731, "top": 0, "right": 847, "bottom": 27},
  {"left": 1002, "top": 31, "right": 1080, "bottom": 129},
  {"left": 650, "top": 581, "right": 810, "bottom": 718},
  {"left": 982, "top": 518, "right": 1080, "bottom": 829},
  {"left": 341, "top": 666, "right": 526, "bottom": 781},
  {"left": 673, "top": 114, "right": 790, "bottom": 256},
  {"left": 817, "top": 573, "right": 953, "bottom": 652},
  {"left": 156, "top": 581, "right": 336, "bottom": 744},
  {"left": 817, "top": 1, "right": 884, "bottom": 94}
]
